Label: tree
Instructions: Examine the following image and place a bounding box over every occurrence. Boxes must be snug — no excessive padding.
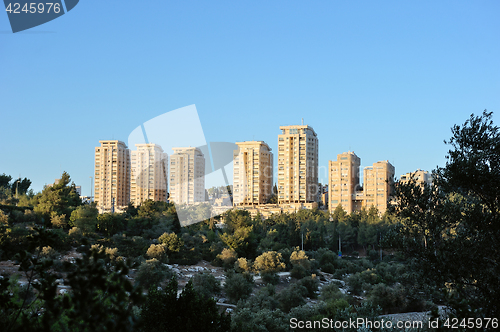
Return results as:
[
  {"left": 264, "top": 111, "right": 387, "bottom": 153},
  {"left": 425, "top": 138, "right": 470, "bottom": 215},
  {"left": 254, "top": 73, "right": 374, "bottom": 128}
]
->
[
  {"left": 223, "top": 271, "right": 254, "bottom": 303},
  {"left": 69, "top": 205, "right": 98, "bottom": 235},
  {"left": 33, "top": 172, "right": 82, "bottom": 222},
  {"left": 388, "top": 111, "right": 500, "bottom": 320},
  {"left": 0, "top": 228, "right": 143, "bottom": 332},
  {"left": 158, "top": 232, "right": 184, "bottom": 253},
  {"left": 146, "top": 244, "right": 168, "bottom": 263},
  {"left": 139, "top": 277, "right": 230, "bottom": 332},
  {"left": 254, "top": 251, "right": 286, "bottom": 275},
  {"left": 135, "top": 259, "right": 172, "bottom": 289},
  {"left": 192, "top": 272, "right": 221, "bottom": 299}
]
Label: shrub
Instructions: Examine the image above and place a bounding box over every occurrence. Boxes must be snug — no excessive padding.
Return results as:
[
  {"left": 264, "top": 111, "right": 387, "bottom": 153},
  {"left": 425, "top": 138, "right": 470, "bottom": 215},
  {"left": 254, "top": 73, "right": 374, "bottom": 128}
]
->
[
  {"left": 322, "top": 262, "right": 335, "bottom": 274},
  {"left": 51, "top": 213, "right": 67, "bottom": 228},
  {"left": 290, "top": 265, "right": 307, "bottom": 279},
  {"left": 234, "top": 257, "right": 252, "bottom": 272},
  {"left": 217, "top": 248, "right": 238, "bottom": 269},
  {"left": 40, "top": 246, "right": 58, "bottom": 259},
  {"left": 237, "top": 285, "right": 278, "bottom": 312},
  {"left": 135, "top": 258, "right": 173, "bottom": 289},
  {"left": 261, "top": 272, "right": 280, "bottom": 285},
  {"left": 192, "top": 272, "right": 221, "bottom": 299},
  {"left": 254, "top": 251, "right": 285, "bottom": 274},
  {"left": 146, "top": 244, "right": 168, "bottom": 263},
  {"left": 320, "top": 282, "right": 344, "bottom": 302},
  {"left": 68, "top": 227, "right": 83, "bottom": 241},
  {"left": 223, "top": 271, "right": 254, "bottom": 303},
  {"left": 366, "top": 283, "right": 408, "bottom": 314},
  {"left": 290, "top": 248, "right": 310, "bottom": 270},
  {"left": 277, "top": 283, "right": 307, "bottom": 313},
  {"left": 158, "top": 232, "right": 184, "bottom": 253},
  {"left": 297, "top": 275, "right": 319, "bottom": 298}
]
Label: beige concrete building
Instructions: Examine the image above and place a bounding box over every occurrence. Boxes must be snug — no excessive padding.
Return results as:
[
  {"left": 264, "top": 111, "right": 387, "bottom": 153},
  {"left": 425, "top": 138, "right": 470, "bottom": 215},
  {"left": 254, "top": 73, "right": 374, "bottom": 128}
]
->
[
  {"left": 277, "top": 125, "right": 319, "bottom": 204},
  {"left": 130, "top": 144, "right": 168, "bottom": 207},
  {"left": 169, "top": 147, "right": 205, "bottom": 205},
  {"left": 328, "top": 151, "right": 361, "bottom": 214},
  {"left": 233, "top": 141, "right": 273, "bottom": 206},
  {"left": 399, "top": 169, "right": 432, "bottom": 187},
  {"left": 94, "top": 140, "right": 130, "bottom": 212},
  {"left": 363, "top": 161, "right": 395, "bottom": 213}
]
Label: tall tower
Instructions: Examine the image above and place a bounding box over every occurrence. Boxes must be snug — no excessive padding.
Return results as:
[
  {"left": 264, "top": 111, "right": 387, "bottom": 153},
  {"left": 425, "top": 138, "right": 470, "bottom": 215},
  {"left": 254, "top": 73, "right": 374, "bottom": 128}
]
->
[
  {"left": 94, "top": 140, "right": 130, "bottom": 212},
  {"left": 329, "top": 151, "right": 361, "bottom": 214},
  {"left": 363, "top": 161, "right": 395, "bottom": 213},
  {"left": 169, "top": 147, "right": 205, "bottom": 205},
  {"left": 233, "top": 141, "right": 273, "bottom": 206},
  {"left": 130, "top": 144, "right": 168, "bottom": 207},
  {"left": 277, "top": 124, "right": 318, "bottom": 204}
]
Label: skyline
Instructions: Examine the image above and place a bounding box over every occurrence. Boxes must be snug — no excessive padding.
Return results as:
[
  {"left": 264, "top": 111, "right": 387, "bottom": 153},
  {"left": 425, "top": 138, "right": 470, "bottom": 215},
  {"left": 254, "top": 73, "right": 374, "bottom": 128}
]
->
[{"left": 1, "top": 1, "right": 499, "bottom": 196}]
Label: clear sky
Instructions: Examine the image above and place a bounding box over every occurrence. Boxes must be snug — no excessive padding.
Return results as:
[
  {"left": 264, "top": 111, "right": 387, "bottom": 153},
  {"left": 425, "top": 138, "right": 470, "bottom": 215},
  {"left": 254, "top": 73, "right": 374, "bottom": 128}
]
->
[{"left": 1, "top": 1, "right": 499, "bottom": 196}]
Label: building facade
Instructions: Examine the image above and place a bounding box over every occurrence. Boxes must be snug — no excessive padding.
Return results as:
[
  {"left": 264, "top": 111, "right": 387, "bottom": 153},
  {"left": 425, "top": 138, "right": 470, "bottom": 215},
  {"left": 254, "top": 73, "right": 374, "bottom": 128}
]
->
[
  {"left": 399, "top": 169, "right": 432, "bottom": 187},
  {"left": 130, "top": 144, "right": 168, "bottom": 207},
  {"left": 328, "top": 151, "right": 361, "bottom": 214},
  {"left": 169, "top": 147, "right": 205, "bottom": 205},
  {"left": 363, "top": 160, "right": 395, "bottom": 213},
  {"left": 94, "top": 140, "right": 130, "bottom": 212},
  {"left": 277, "top": 125, "right": 319, "bottom": 204},
  {"left": 233, "top": 141, "right": 273, "bottom": 206}
]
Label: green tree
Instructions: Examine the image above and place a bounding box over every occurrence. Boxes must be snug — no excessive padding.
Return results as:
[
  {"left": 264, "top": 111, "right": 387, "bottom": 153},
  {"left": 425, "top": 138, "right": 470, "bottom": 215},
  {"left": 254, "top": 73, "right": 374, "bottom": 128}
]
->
[
  {"left": 0, "top": 228, "right": 143, "bottom": 332},
  {"left": 388, "top": 111, "right": 500, "bottom": 319},
  {"left": 192, "top": 272, "right": 221, "bottom": 299},
  {"left": 33, "top": 172, "right": 82, "bottom": 223},
  {"left": 223, "top": 271, "right": 254, "bottom": 303},
  {"left": 158, "top": 232, "right": 184, "bottom": 253},
  {"left": 139, "top": 277, "right": 230, "bottom": 332},
  {"left": 69, "top": 204, "right": 98, "bottom": 235},
  {"left": 136, "top": 258, "right": 173, "bottom": 289},
  {"left": 254, "top": 251, "right": 286, "bottom": 274}
]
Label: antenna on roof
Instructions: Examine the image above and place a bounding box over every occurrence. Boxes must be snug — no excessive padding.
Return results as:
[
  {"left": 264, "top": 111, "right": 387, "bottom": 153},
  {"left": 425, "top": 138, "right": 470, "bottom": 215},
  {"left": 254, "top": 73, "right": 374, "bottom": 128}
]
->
[{"left": 301, "top": 118, "right": 304, "bottom": 125}]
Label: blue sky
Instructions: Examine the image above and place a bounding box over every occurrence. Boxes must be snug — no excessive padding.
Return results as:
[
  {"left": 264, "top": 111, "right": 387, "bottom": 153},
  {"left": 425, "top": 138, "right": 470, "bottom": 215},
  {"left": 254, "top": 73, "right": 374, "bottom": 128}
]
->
[{"left": 1, "top": 1, "right": 499, "bottom": 196}]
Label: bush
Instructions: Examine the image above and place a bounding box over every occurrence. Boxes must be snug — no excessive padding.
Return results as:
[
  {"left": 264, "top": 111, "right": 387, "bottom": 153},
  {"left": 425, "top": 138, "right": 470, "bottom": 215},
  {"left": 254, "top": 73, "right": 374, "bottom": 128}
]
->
[
  {"left": 320, "top": 282, "right": 344, "bottom": 302},
  {"left": 277, "top": 283, "right": 307, "bottom": 313},
  {"left": 158, "top": 232, "right": 184, "bottom": 253},
  {"left": 290, "top": 248, "right": 310, "bottom": 270},
  {"left": 254, "top": 251, "right": 285, "bottom": 274},
  {"left": 322, "top": 263, "right": 335, "bottom": 274},
  {"left": 146, "top": 244, "right": 168, "bottom": 263},
  {"left": 40, "top": 246, "right": 58, "bottom": 259},
  {"left": 192, "top": 272, "right": 221, "bottom": 299},
  {"left": 236, "top": 285, "right": 278, "bottom": 312},
  {"left": 261, "top": 272, "right": 280, "bottom": 285},
  {"left": 223, "top": 271, "right": 254, "bottom": 303},
  {"left": 51, "top": 213, "right": 67, "bottom": 229},
  {"left": 234, "top": 257, "right": 252, "bottom": 272},
  {"left": 366, "top": 283, "right": 408, "bottom": 314},
  {"left": 290, "top": 265, "right": 307, "bottom": 279},
  {"left": 135, "top": 258, "right": 173, "bottom": 289},
  {"left": 324, "top": 298, "right": 350, "bottom": 317},
  {"left": 297, "top": 275, "right": 319, "bottom": 298},
  {"left": 217, "top": 248, "right": 238, "bottom": 269}
]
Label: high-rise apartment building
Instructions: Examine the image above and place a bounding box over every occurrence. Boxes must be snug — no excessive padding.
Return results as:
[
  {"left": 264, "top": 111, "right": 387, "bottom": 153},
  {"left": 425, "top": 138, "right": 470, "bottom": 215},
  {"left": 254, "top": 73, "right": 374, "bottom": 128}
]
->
[
  {"left": 94, "top": 140, "right": 130, "bottom": 212},
  {"left": 363, "top": 161, "right": 395, "bottom": 213},
  {"left": 328, "top": 152, "right": 361, "bottom": 214},
  {"left": 277, "top": 125, "right": 318, "bottom": 204},
  {"left": 399, "top": 169, "right": 432, "bottom": 187},
  {"left": 233, "top": 141, "right": 273, "bottom": 205},
  {"left": 130, "top": 144, "right": 168, "bottom": 207},
  {"left": 169, "top": 147, "right": 205, "bottom": 205}
]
